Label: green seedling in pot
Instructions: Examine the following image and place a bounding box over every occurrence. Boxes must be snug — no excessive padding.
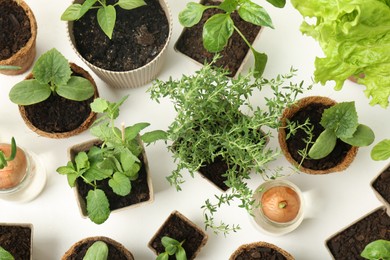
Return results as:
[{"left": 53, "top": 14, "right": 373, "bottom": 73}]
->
[
  {"left": 83, "top": 241, "right": 109, "bottom": 260},
  {"left": 361, "top": 239, "right": 390, "bottom": 260},
  {"left": 308, "top": 101, "right": 375, "bottom": 159},
  {"left": 9, "top": 48, "right": 95, "bottom": 106},
  {"left": 0, "top": 137, "right": 16, "bottom": 170},
  {"left": 56, "top": 96, "right": 166, "bottom": 224},
  {"left": 179, "top": 0, "right": 285, "bottom": 77},
  {"left": 156, "top": 236, "right": 187, "bottom": 260},
  {"left": 0, "top": 246, "right": 14, "bottom": 260},
  {"left": 61, "top": 0, "right": 147, "bottom": 39}
]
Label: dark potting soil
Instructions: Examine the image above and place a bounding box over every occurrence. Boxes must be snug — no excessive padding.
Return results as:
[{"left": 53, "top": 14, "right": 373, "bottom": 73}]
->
[
  {"left": 285, "top": 103, "right": 352, "bottom": 170},
  {"left": 0, "top": 0, "right": 31, "bottom": 60},
  {"left": 0, "top": 225, "right": 31, "bottom": 259},
  {"left": 232, "top": 246, "right": 288, "bottom": 260},
  {"left": 175, "top": 0, "right": 262, "bottom": 77},
  {"left": 73, "top": 0, "right": 169, "bottom": 71},
  {"left": 372, "top": 166, "right": 390, "bottom": 203},
  {"left": 198, "top": 155, "right": 230, "bottom": 191},
  {"left": 326, "top": 207, "right": 390, "bottom": 259},
  {"left": 64, "top": 239, "right": 128, "bottom": 260},
  {"left": 76, "top": 154, "right": 150, "bottom": 211},
  {"left": 149, "top": 212, "right": 206, "bottom": 259}
]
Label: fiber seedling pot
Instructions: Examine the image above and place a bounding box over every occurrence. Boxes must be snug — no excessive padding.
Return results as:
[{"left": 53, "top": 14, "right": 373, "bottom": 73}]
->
[
  {"left": 0, "top": 223, "right": 33, "bottom": 260},
  {"left": 229, "top": 241, "right": 294, "bottom": 260},
  {"left": 371, "top": 162, "right": 390, "bottom": 215}
]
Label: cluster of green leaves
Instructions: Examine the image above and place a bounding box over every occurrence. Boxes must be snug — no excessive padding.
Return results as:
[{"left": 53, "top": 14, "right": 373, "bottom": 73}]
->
[
  {"left": 307, "top": 102, "right": 375, "bottom": 159},
  {"left": 0, "top": 246, "right": 14, "bottom": 260},
  {"left": 156, "top": 236, "right": 187, "bottom": 260},
  {"left": 83, "top": 241, "right": 109, "bottom": 260},
  {"left": 9, "top": 48, "right": 95, "bottom": 106},
  {"left": 0, "top": 137, "right": 17, "bottom": 170},
  {"left": 56, "top": 96, "right": 166, "bottom": 224},
  {"left": 61, "top": 0, "right": 146, "bottom": 39},
  {"left": 361, "top": 239, "right": 390, "bottom": 260},
  {"left": 179, "top": 0, "right": 286, "bottom": 77},
  {"left": 149, "top": 56, "right": 308, "bottom": 235}
]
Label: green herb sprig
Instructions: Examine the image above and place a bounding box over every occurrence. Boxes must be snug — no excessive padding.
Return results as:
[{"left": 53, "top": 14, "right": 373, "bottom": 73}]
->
[{"left": 156, "top": 236, "right": 187, "bottom": 260}]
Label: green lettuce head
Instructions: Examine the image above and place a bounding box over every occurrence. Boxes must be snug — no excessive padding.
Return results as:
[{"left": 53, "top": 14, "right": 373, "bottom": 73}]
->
[{"left": 291, "top": 0, "right": 390, "bottom": 108}]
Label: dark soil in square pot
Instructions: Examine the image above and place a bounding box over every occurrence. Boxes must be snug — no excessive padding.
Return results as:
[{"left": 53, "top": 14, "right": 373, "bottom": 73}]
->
[
  {"left": 325, "top": 206, "right": 390, "bottom": 259},
  {"left": 0, "top": 223, "right": 32, "bottom": 260},
  {"left": 198, "top": 155, "right": 231, "bottom": 191},
  {"left": 148, "top": 210, "right": 208, "bottom": 259},
  {"left": 371, "top": 164, "right": 390, "bottom": 213},
  {"left": 175, "top": 0, "right": 262, "bottom": 77}
]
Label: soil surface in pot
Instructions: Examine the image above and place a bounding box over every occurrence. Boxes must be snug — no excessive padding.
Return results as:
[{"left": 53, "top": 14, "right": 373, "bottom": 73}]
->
[
  {"left": 285, "top": 102, "right": 352, "bottom": 170},
  {"left": 76, "top": 154, "right": 150, "bottom": 211},
  {"left": 175, "top": 0, "right": 261, "bottom": 77},
  {"left": 65, "top": 239, "right": 128, "bottom": 260},
  {"left": 0, "top": 0, "right": 31, "bottom": 60},
  {"left": 0, "top": 225, "right": 31, "bottom": 259},
  {"left": 326, "top": 207, "right": 390, "bottom": 259},
  {"left": 149, "top": 213, "right": 206, "bottom": 259},
  {"left": 73, "top": 0, "right": 169, "bottom": 71},
  {"left": 372, "top": 166, "right": 390, "bottom": 203},
  {"left": 198, "top": 155, "right": 230, "bottom": 191},
  {"left": 232, "top": 245, "right": 289, "bottom": 260}
]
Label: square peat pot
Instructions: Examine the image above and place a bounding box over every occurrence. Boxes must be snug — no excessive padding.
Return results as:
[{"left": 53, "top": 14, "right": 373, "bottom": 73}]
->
[
  {"left": 325, "top": 206, "right": 390, "bottom": 259},
  {"left": 371, "top": 163, "right": 390, "bottom": 214},
  {"left": 0, "top": 223, "right": 33, "bottom": 260},
  {"left": 148, "top": 210, "right": 208, "bottom": 260},
  {"left": 68, "top": 138, "right": 154, "bottom": 219}
]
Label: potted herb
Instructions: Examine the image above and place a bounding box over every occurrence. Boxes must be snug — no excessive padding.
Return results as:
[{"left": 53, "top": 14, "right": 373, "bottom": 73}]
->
[
  {"left": 361, "top": 239, "right": 390, "bottom": 260},
  {"left": 149, "top": 57, "right": 308, "bottom": 234},
  {"left": 176, "top": 0, "right": 286, "bottom": 77},
  {"left": 148, "top": 210, "right": 208, "bottom": 260},
  {"left": 229, "top": 241, "right": 294, "bottom": 260},
  {"left": 279, "top": 96, "right": 375, "bottom": 174},
  {"left": 291, "top": 0, "right": 390, "bottom": 108},
  {"left": 0, "top": 137, "right": 46, "bottom": 203},
  {"left": 0, "top": 223, "right": 33, "bottom": 260},
  {"left": 62, "top": 0, "right": 173, "bottom": 89},
  {"left": 57, "top": 96, "right": 166, "bottom": 224},
  {"left": 0, "top": 0, "right": 37, "bottom": 75},
  {"left": 62, "top": 236, "right": 134, "bottom": 260},
  {"left": 9, "top": 48, "right": 99, "bottom": 138}
]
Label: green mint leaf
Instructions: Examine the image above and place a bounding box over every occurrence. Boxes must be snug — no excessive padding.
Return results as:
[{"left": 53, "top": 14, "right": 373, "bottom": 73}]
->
[
  {"left": 56, "top": 165, "right": 76, "bottom": 176},
  {"left": 266, "top": 0, "right": 286, "bottom": 8},
  {"left": 371, "top": 139, "right": 390, "bottom": 161},
  {"left": 90, "top": 123, "right": 113, "bottom": 142},
  {"left": 238, "top": 2, "right": 274, "bottom": 28},
  {"left": 141, "top": 130, "right": 167, "bottom": 144},
  {"left": 32, "top": 48, "right": 72, "bottom": 86},
  {"left": 75, "top": 152, "right": 90, "bottom": 172},
  {"left": 90, "top": 98, "right": 109, "bottom": 113},
  {"left": 125, "top": 122, "right": 150, "bottom": 140},
  {"left": 97, "top": 5, "right": 116, "bottom": 39},
  {"left": 117, "top": 0, "right": 146, "bottom": 10},
  {"left": 86, "top": 189, "right": 110, "bottom": 224},
  {"left": 57, "top": 76, "right": 95, "bottom": 101},
  {"left": 156, "top": 253, "right": 169, "bottom": 260},
  {"left": 176, "top": 247, "right": 187, "bottom": 260},
  {"left": 340, "top": 124, "right": 375, "bottom": 147},
  {"left": 9, "top": 79, "right": 51, "bottom": 105},
  {"left": 83, "top": 241, "right": 109, "bottom": 260},
  {"left": 203, "top": 14, "right": 234, "bottom": 52},
  {"left": 308, "top": 128, "right": 337, "bottom": 159},
  {"left": 61, "top": 4, "right": 83, "bottom": 20},
  {"left": 252, "top": 50, "right": 267, "bottom": 78},
  {"left": 321, "top": 102, "right": 358, "bottom": 139},
  {"left": 361, "top": 240, "right": 390, "bottom": 260},
  {"left": 84, "top": 163, "right": 113, "bottom": 182},
  {"left": 119, "top": 150, "right": 137, "bottom": 172},
  {"left": 218, "top": 0, "right": 238, "bottom": 13},
  {"left": 0, "top": 246, "right": 14, "bottom": 260},
  {"left": 108, "top": 172, "right": 131, "bottom": 196},
  {"left": 179, "top": 2, "right": 207, "bottom": 27}
]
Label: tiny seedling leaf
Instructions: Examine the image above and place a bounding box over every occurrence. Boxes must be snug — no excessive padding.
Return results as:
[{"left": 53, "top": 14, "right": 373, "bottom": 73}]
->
[
  {"left": 218, "top": 0, "right": 238, "bottom": 13},
  {"left": 90, "top": 98, "right": 109, "bottom": 113},
  {"left": 161, "top": 236, "right": 181, "bottom": 248},
  {"left": 56, "top": 76, "right": 95, "bottom": 101},
  {"left": 117, "top": 0, "right": 146, "bottom": 10},
  {"left": 203, "top": 13, "right": 234, "bottom": 52},
  {"left": 75, "top": 152, "right": 90, "bottom": 172},
  {"left": 238, "top": 1, "right": 274, "bottom": 28},
  {"left": 252, "top": 50, "right": 268, "bottom": 78},
  {"left": 361, "top": 239, "right": 390, "bottom": 260},
  {"left": 97, "top": 5, "right": 116, "bottom": 39},
  {"left": 308, "top": 128, "right": 337, "bottom": 159},
  {"left": 109, "top": 172, "right": 131, "bottom": 196},
  {"left": 178, "top": 2, "right": 207, "bottom": 27},
  {"left": 9, "top": 80, "right": 51, "bottom": 105},
  {"left": 266, "top": 0, "right": 286, "bottom": 8},
  {"left": 83, "top": 241, "right": 109, "bottom": 260},
  {"left": 156, "top": 253, "right": 169, "bottom": 260},
  {"left": 321, "top": 102, "right": 358, "bottom": 139},
  {"left": 0, "top": 246, "right": 14, "bottom": 260},
  {"left": 176, "top": 246, "right": 187, "bottom": 260},
  {"left": 340, "top": 124, "right": 375, "bottom": 147},
  {"left": 125, "top": 122, "right": 150, "bottom": 140},
  {"left": 119, "top": 150, "right": 137, "bottom": 172},
  {"left": 371, "top": 139, "right": 390, "bottom": 161},
  {"left": 86, "top": 189, "right": 110, "bottom": 224},
  {"left": 141, "top": 130, "right": 167, "bottom": 144},
  {"left": 61, "top": 4, "right": 83, "bottom": 20}
]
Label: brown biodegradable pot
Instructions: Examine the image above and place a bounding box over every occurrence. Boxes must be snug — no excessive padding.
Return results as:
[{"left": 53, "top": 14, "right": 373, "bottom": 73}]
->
[
  {"left": 62, "top": 236, "right": 134, "bottom": 260},
  {"left": 0, "top": 223, "right": 33, "bottom": 260},
  {"left": 68, "top": 138, "right": 153, "bottom": 219},
  {"left": 229, "top": 241, "right": 294, "bottom": 260},
  {"left": 278, "top": 96, "right": 358, "bottom": 174},
  {"left": 0, "top": 0, "right": 37, "bottom": 75},
  {"left": 371, "top": 163, "right": 390, "bottom": 215},
  {"left": 18, "top": 62, "right": 99, "bottom": 138},
  {"left": 148, "top": 210, "right": 208, "bottom": 260}
]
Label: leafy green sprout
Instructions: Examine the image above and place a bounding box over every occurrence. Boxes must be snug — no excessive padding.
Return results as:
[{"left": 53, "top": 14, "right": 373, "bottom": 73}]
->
[
  {"left": 83, "top": 241, "right": 109, "bottom": 260},
  {"left": 61, "top": 0, "right": 147, "bottom": 39},
  {"left": 156, "top": 236, "right": 187, "bottom": 260},
  {"left": 178, "top": 0, "right": 286, "bottom": 77},
  {"left": 56, "top": 96, "right": 166, "bottom": 224},
  {"left": 361, "top": 239, "right": 390, "bottom": 260},
  {"left": 0, "top": 137, "right": 17, "bottom": 170},
  {"left": 0, "top": 246, "right": 14, "bottom": 260},
  {"left": 9, "top": 48, "right": 95, "bottom": 106}
]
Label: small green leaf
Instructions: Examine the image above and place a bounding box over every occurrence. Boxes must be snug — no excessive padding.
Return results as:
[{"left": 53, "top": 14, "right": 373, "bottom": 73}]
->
[
  {"left": 203, "top": 14, "right": 234, "bottom": 52},
  {"left": 57, "top": 76, "right": 95, "bottom": 101},
  {"left": 125, "top": 122, "right": 150, "bottom": 140},
  {"left": 308, "top": 129, "right": 337, "bottom": 159},
  {"left": 0, "top": 246, "right": 14, "bottom": 260},
  {"left": 86, "top": 189, "right": 110, "bottom": 224},
  {"left": 266, "top": 0, "right": 286, "bottom": 8},
  {"left": 361, "top": 240, "right": 390, "bottom": 260},
  {"left": 238, "top": 2, "right": 274, "bottom": 28},
  {"left": 252, "top": 50, "right": 268, "bottom": 78},
  {"left": 75, "top": 152, "right": 90, "bottom": 172},
  {"left": 90, "top": 98, "right": 109, "bottom": 113},
  {"left": 176, "top": 247, "right": 187, "bottom": 260},
  {"left": 141, "top": 130, "right": 167, "bottom": 143},
  {"left": 371, "top": 139, "right": 390, "bottom": 161},
  {"left": 0, "top": 154, "right": 7, "bottom": 169},
  {"left": 156, "top": 253, "right": 169, "bottom": 260},
  {"left": 117, "top": 0, "right": 146, "bottom": 10},
  {"left": 8, "top": 137, "right": 17, "bottom": 161},
  {"left": 67, "top": 172, "right": 79, "bottom": 187},
  {"left": 9, "top": 80, "right": 51, "bottom": 105},
  {"left": 80, "top": 0, "right": 99, "bottom": 18},
  {"left": 119, "top": 150, "right": 137, "bottom": 172},
  {"left": 84, "top": 163, "right": 113, "bottom": 182},
  {"left": 218, "top": 0, "right": 238, "bottom": 13},
  {"left": 56, "top": 165, "right": 76, "bottom": 175},
  {"left": 166, "top": 244, "right": 177, "bottom": 255},
  {"left": 61, "top": 4, "right": 83, "bottom": 20},
  {"left": 178, "top": 2, "right": 207, "bottom": 27},
  {"left": 108, "top": 172, "right": 131, "bottom": 196},
  {"left": 97, "top": 5, "right": 116, "bottom": 39},
  {"left": 321, "top": 102, "right": 358, "bottom": 139},
  {"left": 162, "top": 236, "right": 181, "bottom": 247},
  {"left": 83, "top": 241, "right": 109, "bottom": 260},
  {"left": 340, "top": 124, "right": 375, "bottom": 147}
]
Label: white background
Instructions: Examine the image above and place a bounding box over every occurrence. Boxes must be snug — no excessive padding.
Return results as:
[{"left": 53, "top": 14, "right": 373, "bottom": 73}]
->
[{"left": 0, "top": 0, "right": 387, "bottom": 259}]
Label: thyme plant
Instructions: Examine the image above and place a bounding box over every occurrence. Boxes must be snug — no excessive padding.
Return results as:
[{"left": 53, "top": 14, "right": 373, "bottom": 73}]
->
[{"left": 149, "top": 57, "right": 308, "bottom": 235}]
